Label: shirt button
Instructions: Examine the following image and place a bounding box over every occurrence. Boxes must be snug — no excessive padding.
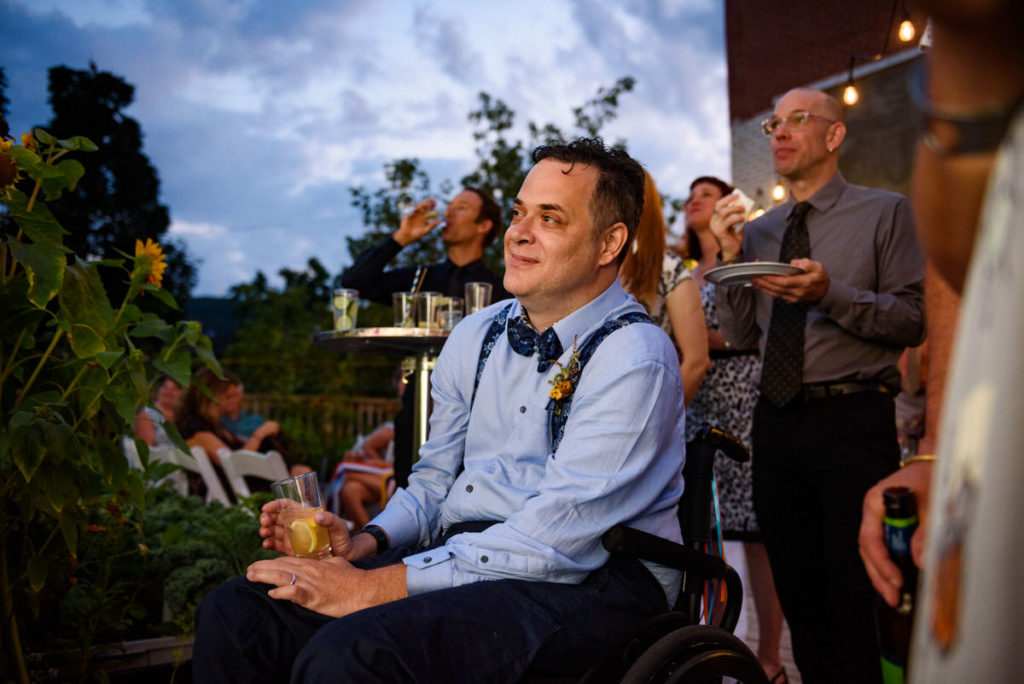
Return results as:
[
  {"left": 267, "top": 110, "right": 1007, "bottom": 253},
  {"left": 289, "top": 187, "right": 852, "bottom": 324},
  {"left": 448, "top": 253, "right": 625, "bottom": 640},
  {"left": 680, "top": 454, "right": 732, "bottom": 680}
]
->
[
  {"left": 423, "top": 557, "right": 432, "bottom": 563},
  {"left": 519, "top": 406, "right": 526, "bottom": 413},
  {"left": 481, "top": 555, "right": 489, "bottom": 563},
  {"left": 466, "top": 484, "right": 474, "bottom": 493}
]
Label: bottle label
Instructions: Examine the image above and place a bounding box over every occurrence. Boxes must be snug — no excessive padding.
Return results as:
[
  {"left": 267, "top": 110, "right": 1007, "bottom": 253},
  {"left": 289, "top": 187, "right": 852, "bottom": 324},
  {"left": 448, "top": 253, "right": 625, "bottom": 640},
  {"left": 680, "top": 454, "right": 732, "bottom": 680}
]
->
[
  {"left": 880, "top": 656, "right": 906, "bottom": 684},
  {"left": 883, "top": 513, "right": 917, "bottom": 557}
]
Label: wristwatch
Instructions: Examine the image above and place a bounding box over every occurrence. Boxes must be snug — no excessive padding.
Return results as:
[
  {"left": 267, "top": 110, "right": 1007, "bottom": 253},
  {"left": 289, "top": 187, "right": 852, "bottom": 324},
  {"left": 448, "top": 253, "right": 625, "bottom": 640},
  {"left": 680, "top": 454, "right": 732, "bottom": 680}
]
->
[
  {"left": 354, "top": 525, "right": 389, "bottom": 554},
  {"left": 909, "top": 62, "right": 1024, "bottom": 156}
]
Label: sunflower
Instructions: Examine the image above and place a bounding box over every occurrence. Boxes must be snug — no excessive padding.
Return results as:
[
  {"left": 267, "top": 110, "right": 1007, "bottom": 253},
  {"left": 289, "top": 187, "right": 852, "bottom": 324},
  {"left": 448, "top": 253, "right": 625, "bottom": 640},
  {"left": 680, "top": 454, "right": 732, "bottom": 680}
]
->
[{"left": 134, "top": 238, "right": 168, "bottom": 288}]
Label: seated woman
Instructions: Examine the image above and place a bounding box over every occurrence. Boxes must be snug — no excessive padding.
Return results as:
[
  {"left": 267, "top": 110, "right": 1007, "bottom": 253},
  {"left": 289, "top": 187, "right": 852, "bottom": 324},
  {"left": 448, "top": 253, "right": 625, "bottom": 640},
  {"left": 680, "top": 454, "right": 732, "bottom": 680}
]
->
[
  {"left": 331, "top": 422, "right": 395, "bottom": 529},
  {"left": 175, "top": 368, "right": 300, "bottom": 499},
  {"left": 132, "top": 375, "right": 181, "bottom": 447}
]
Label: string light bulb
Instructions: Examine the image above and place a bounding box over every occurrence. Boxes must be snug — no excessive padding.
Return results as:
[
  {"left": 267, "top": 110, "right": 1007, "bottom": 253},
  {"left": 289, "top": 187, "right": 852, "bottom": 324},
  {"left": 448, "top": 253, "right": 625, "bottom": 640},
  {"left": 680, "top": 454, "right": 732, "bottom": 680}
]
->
[
  {"left": 771, "top": 182, "right": 786, "bottom": 203},
  {"left": 898, "top": 8, "right": 915, "bottom": 42},
  {"left": 751, "top": 207, "right": 765, "bottom": 220},
  {"left": 843, "top": 83, "right": 860, "bottom": 106}
]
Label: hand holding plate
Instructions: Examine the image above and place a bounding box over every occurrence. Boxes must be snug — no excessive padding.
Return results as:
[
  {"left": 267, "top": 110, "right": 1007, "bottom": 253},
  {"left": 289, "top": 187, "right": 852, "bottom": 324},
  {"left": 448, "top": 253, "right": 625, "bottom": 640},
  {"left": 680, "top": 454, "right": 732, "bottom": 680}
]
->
[{"left": 751, "top": 258, "right": 830, "bottom": 303}]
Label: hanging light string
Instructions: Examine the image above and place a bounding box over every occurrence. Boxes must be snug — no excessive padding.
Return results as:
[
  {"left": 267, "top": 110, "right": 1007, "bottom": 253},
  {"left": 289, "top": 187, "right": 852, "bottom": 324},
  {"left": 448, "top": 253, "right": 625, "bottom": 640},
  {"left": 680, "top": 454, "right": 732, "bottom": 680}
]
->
[{"left": 843, "top": 0, "right": 916, "bottom": 107}]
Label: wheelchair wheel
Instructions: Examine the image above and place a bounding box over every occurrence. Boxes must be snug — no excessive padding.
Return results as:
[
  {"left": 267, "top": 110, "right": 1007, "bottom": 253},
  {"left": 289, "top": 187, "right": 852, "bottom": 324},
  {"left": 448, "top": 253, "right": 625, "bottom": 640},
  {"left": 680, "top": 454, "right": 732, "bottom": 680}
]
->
[{"left": 619, "top": 625, "right": 769, "bottom": 684}]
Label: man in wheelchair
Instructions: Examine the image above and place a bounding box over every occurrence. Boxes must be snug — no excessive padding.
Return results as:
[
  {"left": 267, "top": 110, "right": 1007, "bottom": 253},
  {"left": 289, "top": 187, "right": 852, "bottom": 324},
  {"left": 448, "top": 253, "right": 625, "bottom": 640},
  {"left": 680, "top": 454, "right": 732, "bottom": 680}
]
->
[{"left": 193, "top": 138, "right": 687, "bottom": 682}]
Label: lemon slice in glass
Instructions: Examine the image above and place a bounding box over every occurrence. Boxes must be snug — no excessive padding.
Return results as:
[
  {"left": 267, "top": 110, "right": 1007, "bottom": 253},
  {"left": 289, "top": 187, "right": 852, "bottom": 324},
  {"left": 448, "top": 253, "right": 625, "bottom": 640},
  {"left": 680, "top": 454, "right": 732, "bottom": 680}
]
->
[
  {"left": 335, "top": 314, "right": 353, "bottom": 330},
  {"left": 289, "top": 519, "right": 319, "bottom": 556}
]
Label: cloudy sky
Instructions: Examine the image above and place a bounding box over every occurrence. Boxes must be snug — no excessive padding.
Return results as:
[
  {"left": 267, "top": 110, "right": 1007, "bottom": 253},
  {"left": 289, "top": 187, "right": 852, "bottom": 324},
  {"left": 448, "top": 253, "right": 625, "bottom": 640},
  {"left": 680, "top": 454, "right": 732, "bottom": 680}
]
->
[{"left": 1, "top": 0, "right": 731, "bottom": 296}]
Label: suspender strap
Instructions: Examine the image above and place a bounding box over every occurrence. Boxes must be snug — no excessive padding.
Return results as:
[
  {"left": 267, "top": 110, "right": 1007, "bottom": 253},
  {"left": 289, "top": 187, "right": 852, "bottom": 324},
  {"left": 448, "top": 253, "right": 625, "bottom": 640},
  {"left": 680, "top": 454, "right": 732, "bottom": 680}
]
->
[
  {"left": 471, "top": 304, "right": 654, "bottom": 454},
  {"left": 549, "top": 311, "right": 652, "bottom": 452}
]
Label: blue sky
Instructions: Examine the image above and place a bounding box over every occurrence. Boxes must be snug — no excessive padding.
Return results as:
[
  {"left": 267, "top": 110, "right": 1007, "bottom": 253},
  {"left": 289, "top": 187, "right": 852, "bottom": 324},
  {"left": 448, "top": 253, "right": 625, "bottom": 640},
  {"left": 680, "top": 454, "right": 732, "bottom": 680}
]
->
[{"left": 1, "top": 0, "right": 730, "bottom": 295}]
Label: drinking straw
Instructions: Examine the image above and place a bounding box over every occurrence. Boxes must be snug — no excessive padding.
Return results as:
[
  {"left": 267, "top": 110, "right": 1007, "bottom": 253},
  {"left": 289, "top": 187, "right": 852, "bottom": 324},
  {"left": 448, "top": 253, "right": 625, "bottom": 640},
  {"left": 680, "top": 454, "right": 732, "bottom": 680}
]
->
[{"left": 411, "top": 266, "right": 426, "bottom": 295}]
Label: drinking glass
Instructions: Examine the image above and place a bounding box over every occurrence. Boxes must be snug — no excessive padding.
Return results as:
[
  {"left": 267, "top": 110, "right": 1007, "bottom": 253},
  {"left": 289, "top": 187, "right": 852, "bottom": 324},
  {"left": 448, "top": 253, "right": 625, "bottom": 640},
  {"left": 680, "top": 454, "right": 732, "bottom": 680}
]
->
[
  {"left": 415, "top": 291, "right": 442, "bottom": 328},
  {"left": 392, "top": 292, "right": 416, "bottom": 328},
  {"left": 332, "top": 288, "right": 358, "bottom": 331},
  {"left": 437, "top": 297, "right": 464, "bottom": 330},
  {"left": 464, "top": 282, "right": 493, "bottom": 314},
  {"left": 271, "top": 471, "right": 331, "bottom": 559}
]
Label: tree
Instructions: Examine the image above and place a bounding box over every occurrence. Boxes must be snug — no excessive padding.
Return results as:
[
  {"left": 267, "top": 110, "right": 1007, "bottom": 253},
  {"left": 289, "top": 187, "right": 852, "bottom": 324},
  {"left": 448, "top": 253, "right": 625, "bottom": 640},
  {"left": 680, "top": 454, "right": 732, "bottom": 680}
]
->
[
  {"left": 224, "top": 257, "right": 392, "bottom": 397},
  {"left": 43, "top": 64, "right": 196, "bottom": 318},
  {"left": 344, "top": 77, "right": 637, "bottom": 274}
]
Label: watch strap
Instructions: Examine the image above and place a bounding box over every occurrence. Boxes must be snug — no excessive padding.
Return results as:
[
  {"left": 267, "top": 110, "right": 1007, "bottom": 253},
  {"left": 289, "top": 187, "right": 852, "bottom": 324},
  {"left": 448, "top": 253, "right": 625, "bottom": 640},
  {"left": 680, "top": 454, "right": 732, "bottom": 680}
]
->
[{"left": 355, "top": 525, "right": 389, "bottom": 555}]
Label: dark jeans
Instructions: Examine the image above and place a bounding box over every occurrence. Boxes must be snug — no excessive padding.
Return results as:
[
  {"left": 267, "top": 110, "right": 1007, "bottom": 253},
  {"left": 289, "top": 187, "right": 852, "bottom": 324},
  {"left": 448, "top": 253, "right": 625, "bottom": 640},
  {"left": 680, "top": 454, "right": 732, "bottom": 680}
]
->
[
  {"left": 752, "top": 392, "right": 899, "bottom": 684},
  {"left": 193, "top": 545, "right": 667, "bottom": 683}
]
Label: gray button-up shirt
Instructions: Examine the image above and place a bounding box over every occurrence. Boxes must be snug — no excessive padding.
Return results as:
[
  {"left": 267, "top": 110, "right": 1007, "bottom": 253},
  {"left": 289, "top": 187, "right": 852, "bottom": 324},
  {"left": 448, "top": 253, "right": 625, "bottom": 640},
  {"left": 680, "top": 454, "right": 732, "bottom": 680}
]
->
[{"left": 717, "top": 172, "right": 926, "bottom": 390}]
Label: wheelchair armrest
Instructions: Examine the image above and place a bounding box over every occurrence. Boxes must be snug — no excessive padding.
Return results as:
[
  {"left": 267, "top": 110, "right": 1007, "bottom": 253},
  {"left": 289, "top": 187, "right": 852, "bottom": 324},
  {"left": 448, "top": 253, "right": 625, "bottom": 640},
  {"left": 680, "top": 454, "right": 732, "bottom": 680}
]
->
[
  {"left": 602, "top": 525, "right": 727, "bottom": 582},
  {"left": 693, "top": 425, "right": 749, "bottom": 463}
]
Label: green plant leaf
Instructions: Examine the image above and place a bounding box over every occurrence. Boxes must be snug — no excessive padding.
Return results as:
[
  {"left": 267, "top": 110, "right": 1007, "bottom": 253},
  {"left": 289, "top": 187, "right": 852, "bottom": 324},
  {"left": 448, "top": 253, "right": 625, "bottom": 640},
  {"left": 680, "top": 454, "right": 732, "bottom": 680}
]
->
[
  {"left": 58, "top": 134, "right": 98, "bottom": 152},
  {"left": 9, "top": 413, "right": 46, "bottom": 482},
  {"left": 106, "top": 383, "right": 141, "bottom": 427},
  {"left": 6, "top": 145, "right": 46, "bottom": 177},
  {"left": 40, "top": 465, "right": 79, "bottom": 513},
  {"left": 42, "top": 158, "right": 86, "bottom": 200},
  {"left": 130, "top": 316, "right": 174, "bottom": 341},
  {"left": 34, "top": 128, "right": 56, "bottom": 145},
  {"left": 28, "top": 554, "right": 50, "bottom": 593},
  {"left": 163, "top": 421, "right": 191, "bottom": 456},
  {"left": 153, "top": 348, "right": 192, "bottom": 386},
  {"left": 162, "top": 524, "right": 186, "bottom": 547},
  {"left": 12, "top": 239, "right": 67, "bottom": 309},
  {"left": 194, "top": 337, "right": 223, "bottom": 376},
  {"left": 140, "top": 283, "right": 180, "bottom": 310},
  {"left": 96, "top": 348, "right": 124, "bottom": 369},
  {"left": 59, "top": 261, "right": 115, "bottom": 358},
  {"left": 60, "top": 511, "right": 79, "bottom": 555}
]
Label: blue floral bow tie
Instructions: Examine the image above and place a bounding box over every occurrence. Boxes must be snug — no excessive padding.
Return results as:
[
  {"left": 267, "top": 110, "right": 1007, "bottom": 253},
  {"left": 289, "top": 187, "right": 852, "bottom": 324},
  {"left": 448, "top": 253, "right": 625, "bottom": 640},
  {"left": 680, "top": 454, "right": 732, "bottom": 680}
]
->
[{"left": 506, "top": 314, "right": 563, "bottom": 372}]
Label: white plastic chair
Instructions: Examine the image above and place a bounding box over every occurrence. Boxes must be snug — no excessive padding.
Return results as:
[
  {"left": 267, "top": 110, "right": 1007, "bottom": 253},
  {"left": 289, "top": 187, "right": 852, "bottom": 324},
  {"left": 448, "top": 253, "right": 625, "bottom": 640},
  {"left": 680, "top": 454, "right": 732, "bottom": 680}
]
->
[
  {"left": 216, "top": 448, "right": 289, "bottom": 498},
  {"left": 123, "top": 436, "right": 231, "bottom": 505}
]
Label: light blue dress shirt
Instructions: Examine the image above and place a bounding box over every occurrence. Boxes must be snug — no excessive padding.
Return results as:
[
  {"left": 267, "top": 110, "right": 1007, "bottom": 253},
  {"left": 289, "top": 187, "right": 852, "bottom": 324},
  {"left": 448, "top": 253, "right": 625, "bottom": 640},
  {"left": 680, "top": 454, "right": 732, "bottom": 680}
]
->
[{"left": 371, "top": 280, "right": 686, "bottom": 602}]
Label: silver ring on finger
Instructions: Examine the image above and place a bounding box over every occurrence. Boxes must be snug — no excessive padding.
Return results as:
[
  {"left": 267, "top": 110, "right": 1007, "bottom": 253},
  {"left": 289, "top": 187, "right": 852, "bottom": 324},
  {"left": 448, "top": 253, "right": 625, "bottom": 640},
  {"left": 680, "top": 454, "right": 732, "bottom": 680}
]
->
[{"left": 289, "top": 572, "right": 297, "bottom": 586}]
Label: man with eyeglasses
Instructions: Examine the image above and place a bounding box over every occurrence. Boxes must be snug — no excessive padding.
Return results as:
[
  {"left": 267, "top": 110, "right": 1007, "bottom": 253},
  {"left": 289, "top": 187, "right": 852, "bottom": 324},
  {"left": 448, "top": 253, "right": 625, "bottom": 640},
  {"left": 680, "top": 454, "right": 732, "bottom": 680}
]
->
[{"left": 710, "top": 87, "right": 925, "bottom": 684}]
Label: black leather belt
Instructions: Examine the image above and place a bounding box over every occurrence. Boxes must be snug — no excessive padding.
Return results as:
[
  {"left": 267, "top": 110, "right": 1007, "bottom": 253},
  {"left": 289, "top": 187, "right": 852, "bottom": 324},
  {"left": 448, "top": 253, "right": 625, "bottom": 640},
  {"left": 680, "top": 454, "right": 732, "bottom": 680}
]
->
[{"left": 801, "top": 381, "right": 890, "bottom": 401}]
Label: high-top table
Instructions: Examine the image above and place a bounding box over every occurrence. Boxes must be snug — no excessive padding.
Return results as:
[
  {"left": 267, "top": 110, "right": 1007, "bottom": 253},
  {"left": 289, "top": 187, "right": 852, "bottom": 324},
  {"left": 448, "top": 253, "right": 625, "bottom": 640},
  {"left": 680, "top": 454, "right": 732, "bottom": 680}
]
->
[{"left": 313, "top": 327, "right": 450, "bottom": 460}]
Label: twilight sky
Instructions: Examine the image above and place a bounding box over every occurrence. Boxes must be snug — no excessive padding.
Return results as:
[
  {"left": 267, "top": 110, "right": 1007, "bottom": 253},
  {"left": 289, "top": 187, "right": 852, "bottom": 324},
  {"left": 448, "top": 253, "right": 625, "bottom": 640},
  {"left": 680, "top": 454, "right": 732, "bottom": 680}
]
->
[{"left": 1, "top": 0, "right": 731, "bottom": 295}]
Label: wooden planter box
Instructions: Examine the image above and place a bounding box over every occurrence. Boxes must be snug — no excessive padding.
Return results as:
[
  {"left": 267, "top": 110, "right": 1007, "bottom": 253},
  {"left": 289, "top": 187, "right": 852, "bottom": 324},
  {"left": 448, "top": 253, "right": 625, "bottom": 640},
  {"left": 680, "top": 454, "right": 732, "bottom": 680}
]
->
[{"left": 30, "top": 635, "right": 193, "bottom": 682}]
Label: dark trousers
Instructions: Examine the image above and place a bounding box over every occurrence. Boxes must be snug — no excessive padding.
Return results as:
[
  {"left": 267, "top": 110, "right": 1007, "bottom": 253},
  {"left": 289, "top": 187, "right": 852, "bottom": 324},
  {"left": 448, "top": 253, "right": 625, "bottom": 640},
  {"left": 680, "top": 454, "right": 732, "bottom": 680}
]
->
[
  {"left": 192, "top": 545, "right": 667, "bottom": 683},
  {"left": 752, "top": 392, "right": 899, "bottom": 684}
]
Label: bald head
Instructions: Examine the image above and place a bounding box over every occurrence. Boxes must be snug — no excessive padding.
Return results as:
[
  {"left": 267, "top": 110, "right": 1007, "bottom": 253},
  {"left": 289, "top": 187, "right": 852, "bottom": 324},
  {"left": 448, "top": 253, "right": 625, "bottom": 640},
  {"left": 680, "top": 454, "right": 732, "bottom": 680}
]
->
[{"left": 784, "top": 87, "right": 845, "bottom": 123}]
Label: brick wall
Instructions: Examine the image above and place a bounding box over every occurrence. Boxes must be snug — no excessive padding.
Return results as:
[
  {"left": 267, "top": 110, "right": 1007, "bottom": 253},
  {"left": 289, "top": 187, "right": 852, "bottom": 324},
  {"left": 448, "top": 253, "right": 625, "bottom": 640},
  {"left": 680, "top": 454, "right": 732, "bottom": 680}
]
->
[{"left": 725, "top": 0, "right": 926, "bottom": 121}]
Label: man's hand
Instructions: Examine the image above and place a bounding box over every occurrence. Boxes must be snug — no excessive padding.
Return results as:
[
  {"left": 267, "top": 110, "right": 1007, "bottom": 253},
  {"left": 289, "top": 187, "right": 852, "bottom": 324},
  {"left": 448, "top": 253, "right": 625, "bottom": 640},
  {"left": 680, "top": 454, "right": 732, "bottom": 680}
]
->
[
  {"left": 751, "top": 258, "right": 829, "bottom": 303},
  {"left": 246, "top": 556, "right": 407, "bottom": 618},
  {"left": 259, "top": 500, "right": 360, "bottom": 560},
  {"left": 858, "top": 460, "right": 934, "bottom": 607},
  {"left": 709, "top": 193, "right": 747, "bottom": 262},
  {"left": 393, "top": 199, "right": 442, "bottom": 246}
]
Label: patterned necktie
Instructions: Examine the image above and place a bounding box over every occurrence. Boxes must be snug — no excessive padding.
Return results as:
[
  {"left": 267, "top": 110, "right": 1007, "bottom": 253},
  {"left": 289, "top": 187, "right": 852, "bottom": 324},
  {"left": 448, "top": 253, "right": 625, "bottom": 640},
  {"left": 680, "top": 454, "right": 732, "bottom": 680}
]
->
[
  {"left": 506, "top": 314, "right": 564, "bottom": 372},
  {"left": 760, "top": 201, "right": 812, "bottom": 407}
]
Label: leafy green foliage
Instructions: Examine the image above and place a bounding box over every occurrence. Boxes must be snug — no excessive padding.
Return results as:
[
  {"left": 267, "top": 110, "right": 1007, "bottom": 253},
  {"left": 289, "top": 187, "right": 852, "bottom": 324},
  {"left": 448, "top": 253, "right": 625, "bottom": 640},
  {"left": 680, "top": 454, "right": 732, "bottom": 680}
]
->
[
  {"left": 1, "top": 128, "right": 224, "bottom": 683},
  {"left": 224, "top": 257, "right": 394, "bottom": 398}
]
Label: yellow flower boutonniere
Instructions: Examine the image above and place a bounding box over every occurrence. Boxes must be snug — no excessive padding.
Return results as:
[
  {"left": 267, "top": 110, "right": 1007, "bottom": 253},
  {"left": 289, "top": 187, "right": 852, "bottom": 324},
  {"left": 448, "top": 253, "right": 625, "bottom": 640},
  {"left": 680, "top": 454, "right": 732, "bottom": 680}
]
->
[{"left": 548, "top": 337, "right": 581, "bottom": 403}]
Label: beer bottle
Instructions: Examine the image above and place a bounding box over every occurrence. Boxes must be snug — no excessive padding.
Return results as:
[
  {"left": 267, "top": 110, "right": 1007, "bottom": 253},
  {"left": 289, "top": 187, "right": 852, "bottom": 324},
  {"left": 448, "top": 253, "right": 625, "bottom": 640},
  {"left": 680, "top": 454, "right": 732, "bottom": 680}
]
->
[{"left": 876, "top": 486, "right": 919, "bottom": 684}]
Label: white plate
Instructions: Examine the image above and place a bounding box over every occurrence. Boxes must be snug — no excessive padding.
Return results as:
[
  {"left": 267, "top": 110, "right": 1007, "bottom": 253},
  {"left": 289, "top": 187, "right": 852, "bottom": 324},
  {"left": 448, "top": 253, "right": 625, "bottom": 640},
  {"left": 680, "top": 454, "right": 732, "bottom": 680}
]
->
[{"left": 704, "top": 261, "right": 804, "bottom": 286}]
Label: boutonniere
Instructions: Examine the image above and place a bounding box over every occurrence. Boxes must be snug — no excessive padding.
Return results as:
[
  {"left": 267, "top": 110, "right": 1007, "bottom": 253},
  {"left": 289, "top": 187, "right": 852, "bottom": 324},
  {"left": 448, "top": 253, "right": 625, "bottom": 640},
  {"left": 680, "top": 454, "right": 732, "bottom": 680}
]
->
[{"left": 548, "top": 336, "right": 581, "bottom": 402}]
